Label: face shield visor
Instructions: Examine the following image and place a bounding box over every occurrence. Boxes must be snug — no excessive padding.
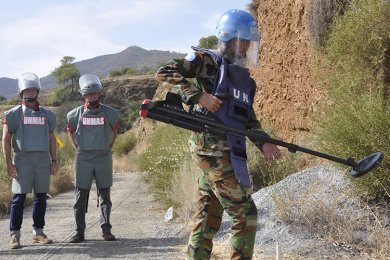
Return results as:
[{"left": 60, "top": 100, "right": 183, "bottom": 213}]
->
[
  {"left": 218, "top": 37, "right": 259, "bottom": 69},
  {"left": 18, "top": 72, "right": 42, "bottom": 94},
  {"left": 79, "top": 74, "right": 103, "bottom": 96}
]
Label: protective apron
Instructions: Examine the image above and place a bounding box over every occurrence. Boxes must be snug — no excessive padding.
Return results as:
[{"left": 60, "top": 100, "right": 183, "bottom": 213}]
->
[
  {"left": 192, "top": 47, "right": 256, "bottom": 187},
  {"left": 73, "top": 106, "right": 114, "bottom": 189},
  {"left": 14, "top": 105, "right": 50, "bottom": 152}
]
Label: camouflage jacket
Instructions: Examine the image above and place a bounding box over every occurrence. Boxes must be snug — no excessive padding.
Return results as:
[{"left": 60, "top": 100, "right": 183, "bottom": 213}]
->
[{"left": 155, "top": 49, "right": 269, "bottom": 156}]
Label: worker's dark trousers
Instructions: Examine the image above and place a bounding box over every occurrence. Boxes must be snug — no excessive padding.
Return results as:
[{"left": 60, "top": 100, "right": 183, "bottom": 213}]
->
[{"left": 73, "top": 188, "right": 112, "bottom": 234}]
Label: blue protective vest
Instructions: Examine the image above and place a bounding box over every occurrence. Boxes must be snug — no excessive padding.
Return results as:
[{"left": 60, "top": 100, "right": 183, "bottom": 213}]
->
[{"left": 192, "top": 47, "right": 256, "bottom": 187}]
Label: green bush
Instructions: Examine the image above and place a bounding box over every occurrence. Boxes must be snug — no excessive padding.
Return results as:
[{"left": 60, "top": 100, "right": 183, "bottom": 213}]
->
[
  {"left": 316, "top": 0, "right": 390, "bottom": 198},
  {"left": 308, "top": 0, "right": 351, "bottom": 47},
  {"left": 109, "top": 70, "right": 122, "bottom": 78},
  {"left": 109, "top": 67, "right": 140, "bottom": 78},
  {"left": 316, "top": 90, "right": 390, "bottom": 197},
  {"left": 0, "top": 152, "right": 11, "bottom": 216},
  {"left": 54, "top": 102, "right": 80, "bottom": 132},
  {"left": 4, "top": 97, "right": 19, "bottom": 106},
  {"left": 247, "top": 141, "right": 300, "bottom": 191},
  {"left": 56, "top": 132, "right": 76, "bottom": 165},
  {"left": 127, "top": 101, "right": 142, "bottom": 128},
  {"left": 0, "top": 152, "right": 10, "bottom": 184},
  {"left": 46, "top": 86, "right": 82, "bottom": 107},
  {"left": 112, "top": 132, "right": 137, "bottom": 156},
  {"left": 138, "top": 125, "right": 191, "bottom": 206}
]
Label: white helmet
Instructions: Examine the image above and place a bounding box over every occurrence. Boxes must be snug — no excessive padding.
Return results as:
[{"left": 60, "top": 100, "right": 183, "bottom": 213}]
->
[
  {"left": 18, "top": 72, "right": 42, "bottom": 94},
  {"left": 79, "top": 74, "right": 103, "bottom": 96}
]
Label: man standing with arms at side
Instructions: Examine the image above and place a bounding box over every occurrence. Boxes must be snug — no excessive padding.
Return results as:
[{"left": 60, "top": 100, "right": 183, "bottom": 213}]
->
[
  {"left": 2, "top": 72, "right": 57, "bottom": 249},
  {"left": 156, "top": 9, "right": 281, "bottom": 260},
  {"left": 67, "top": 74, "right": 119, "bottom": 243}
]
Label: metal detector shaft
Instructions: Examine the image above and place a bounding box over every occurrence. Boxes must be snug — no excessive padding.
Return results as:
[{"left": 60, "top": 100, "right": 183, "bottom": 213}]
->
[
  {"left": 142, "top": 104, "right": 356, "bottom": 168},
  {"left": 244, "top": 131, "right": 356, "bottom": 167},
  {"left": 140, "top": 94, "right": 383, "bottom": 177}
]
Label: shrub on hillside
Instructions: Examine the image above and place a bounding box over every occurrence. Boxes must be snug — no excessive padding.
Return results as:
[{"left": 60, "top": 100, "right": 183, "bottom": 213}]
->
[
  {"left": 54, "top": 102, "right": 80, "bottom": 132},
  {"left": 109, "top": 67, "right": 140, "bottom": 78},
  {"left": 4, "top": 97, "right": 19, "bottom": 106},
  {"left": 121, "top": 101, "right": 142, "bottom": 130},
  {"left": 50, "top": 132, "right": 76, "bottom": 194},
  {"left": 109, "top": 70, "right": 122, "bottom": 78},
  {"left": 138, "top": 125, "right": 191, "bottom": 206},
  {"left": 316, "top": 0, "right": 390, "bottom": 198},
  {"left": 46, "top": 86, "right": 82, "bottom": 107},
  {"left": 308, "top": 0, "right": 351, "bottom": 47},
  {"left": 0, "top": 154, "right": 11, "bottom": 213},
  {"left": 247, "top": 141, "right": 300, "bottom": 192},
  {"left": 112, "top": 132, "right": 137, "bottom": 156}
]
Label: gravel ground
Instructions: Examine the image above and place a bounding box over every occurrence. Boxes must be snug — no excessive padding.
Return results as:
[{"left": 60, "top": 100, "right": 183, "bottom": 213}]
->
[
  {"left": 1, "top": 165, "right": 388, "bottom": 259},
  {"left": 0, "top": 172, "right": 187, "bottom": 259}
]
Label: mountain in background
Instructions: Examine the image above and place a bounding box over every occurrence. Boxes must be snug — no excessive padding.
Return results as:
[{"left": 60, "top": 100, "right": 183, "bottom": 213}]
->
[
  {"left": 0, "top": 46, "right": 184, "bottom": 98},
  {"left": 0, "top": 77, "right": 18, "bottom": 98}
]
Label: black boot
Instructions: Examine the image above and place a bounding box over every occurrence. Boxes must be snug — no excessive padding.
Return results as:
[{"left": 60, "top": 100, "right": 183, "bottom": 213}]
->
[
  {"left": 70, "top": 233, "right": 85, "bottom": 243},
  {"left": 102, "top": 232, "right": 116, "bottom": 241}
]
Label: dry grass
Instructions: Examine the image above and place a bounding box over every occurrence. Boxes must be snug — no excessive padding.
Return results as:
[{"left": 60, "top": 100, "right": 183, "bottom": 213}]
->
[
  {"left": 50, "top": 163, "right": 74, "bottom": 195},
  {"left": 211, "top": 240, "right": 305, "bottom": 260},
  {"left": 271, "top": 178, "right": 390, "bottom": 258},
  {"left": 169, "top": 159, "right": 199, "bottom": 222},
  {"left": 0, "top": 182, "right": 12, "bottom": 218},
  {"left": 113, "top": 153, "right": 140, "bottom": 173}
]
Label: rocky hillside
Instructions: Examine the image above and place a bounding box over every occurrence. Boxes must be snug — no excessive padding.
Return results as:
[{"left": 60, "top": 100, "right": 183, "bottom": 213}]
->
[
  {"left": 252, "top": 0, "right": 323, "bottom": 142},
  {"left": 101, "top": 74, "right": 159, "bottom": 105},
  {"left": 0, "top": 46, "right": 184, "bottom": 98}
]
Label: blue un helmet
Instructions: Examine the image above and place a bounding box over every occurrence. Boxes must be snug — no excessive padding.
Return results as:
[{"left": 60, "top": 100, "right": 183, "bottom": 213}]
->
[{"left": 216, "top": 9, "right": 260, "bottom": 68}]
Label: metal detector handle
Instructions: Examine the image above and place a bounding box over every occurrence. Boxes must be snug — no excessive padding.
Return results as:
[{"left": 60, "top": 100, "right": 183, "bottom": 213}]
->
[
  {"left": 215, "top": 92, "right": 229, "bottom": 100},
  {"left": 246, "top": 130, "right": 357, "bottom": 167}
]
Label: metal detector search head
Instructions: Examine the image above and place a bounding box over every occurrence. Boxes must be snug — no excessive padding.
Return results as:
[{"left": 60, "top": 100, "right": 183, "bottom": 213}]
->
[{"left": 350, "top": 152, "right": 384, "bottom": 177}]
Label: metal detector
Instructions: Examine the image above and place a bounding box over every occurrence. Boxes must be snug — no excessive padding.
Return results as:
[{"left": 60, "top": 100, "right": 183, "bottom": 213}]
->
[{"left": 139, "top": 93, "right": 384, "bottom": 177}]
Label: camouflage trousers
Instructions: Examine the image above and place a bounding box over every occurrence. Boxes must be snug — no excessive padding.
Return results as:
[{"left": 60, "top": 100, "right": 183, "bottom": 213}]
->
[{"left": 187, "top": 152, "right": 258, "bottom": 260}]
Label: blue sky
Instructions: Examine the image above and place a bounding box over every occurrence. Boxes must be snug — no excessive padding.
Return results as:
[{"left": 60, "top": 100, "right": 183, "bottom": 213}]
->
[{"left": 0, "top": 0, "right": 252, "bottom": 79}]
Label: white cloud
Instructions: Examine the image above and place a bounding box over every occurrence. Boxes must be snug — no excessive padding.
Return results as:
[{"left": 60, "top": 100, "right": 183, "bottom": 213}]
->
[{"left": 0, "top": 3, "right": 124, "bottom": 77}]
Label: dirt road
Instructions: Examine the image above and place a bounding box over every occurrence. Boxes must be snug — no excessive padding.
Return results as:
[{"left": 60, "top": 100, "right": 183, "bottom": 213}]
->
[{"left": 0, "top": 172, "right": 187, "bottom": 259}]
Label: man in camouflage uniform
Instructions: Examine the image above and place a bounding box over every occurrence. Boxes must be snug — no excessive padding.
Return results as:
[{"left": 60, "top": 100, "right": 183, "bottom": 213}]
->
[
  {"left": 66, "top": 74, "right": 119, "bottom": 243},
  {"left": 156, "top": 9, "right": 281, "bottom": 260},
  {"left": 2, "top": 72, "right": 57, "bottom": 249}
]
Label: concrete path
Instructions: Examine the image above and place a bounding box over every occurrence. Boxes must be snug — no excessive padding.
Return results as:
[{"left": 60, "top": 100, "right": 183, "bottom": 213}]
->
[{"left": 0, "top": 172, "right": 186, "bottom": 259}]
